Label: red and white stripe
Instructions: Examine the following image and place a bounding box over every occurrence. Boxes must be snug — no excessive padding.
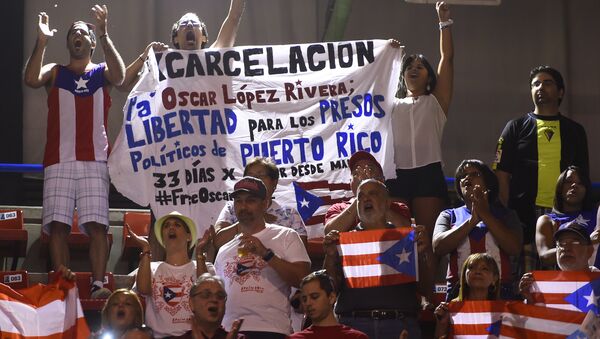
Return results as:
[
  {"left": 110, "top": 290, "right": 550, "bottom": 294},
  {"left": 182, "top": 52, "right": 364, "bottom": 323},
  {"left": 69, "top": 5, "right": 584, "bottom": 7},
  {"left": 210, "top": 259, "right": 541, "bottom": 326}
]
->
[
  {"left": 530, "top": 270, "right": 600, "bottom": 311},
  {"left": 45, "top": 83, "right": 110, "bottom": 167},
  {"left": 0, "top": 277, "right": 89, "bottom": 338},
  {"left": 449, "top": 300, "right": 586, "bottom": 339},
  {"left": 276, "top": 180, "right": 352, "bottom": 239},
  {"left": 338, "top": 228, "right": 417, "bottom": 288}
]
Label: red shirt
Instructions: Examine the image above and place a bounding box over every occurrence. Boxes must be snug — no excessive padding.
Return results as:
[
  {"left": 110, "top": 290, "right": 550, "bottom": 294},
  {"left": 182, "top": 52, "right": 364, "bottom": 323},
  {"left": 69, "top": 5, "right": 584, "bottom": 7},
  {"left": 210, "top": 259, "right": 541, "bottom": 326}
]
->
[
  {"left": 325, "top": 200, "right": 411, "bottom": 228},
  {"left": 288, "top": 325, "right": 368, "bottom": 339}
]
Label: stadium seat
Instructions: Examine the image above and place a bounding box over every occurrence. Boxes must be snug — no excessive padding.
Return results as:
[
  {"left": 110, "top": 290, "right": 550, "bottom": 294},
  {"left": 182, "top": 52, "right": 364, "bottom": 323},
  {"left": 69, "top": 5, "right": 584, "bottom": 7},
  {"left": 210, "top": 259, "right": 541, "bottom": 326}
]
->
[
  {"left": 122, "top": 211, "right": 151, "bottom": 271},
  {"left": 74, "top": 271, "right": 115, "bottom": 311},
  {"left": 40, "top": 211, "right": 113, "bottom": 270},
  {"left": 0, "top": 209, "right": 28, "bottom": 270},
  {"left": 0, "top": 270, "right": 28, "bottom": 290}
]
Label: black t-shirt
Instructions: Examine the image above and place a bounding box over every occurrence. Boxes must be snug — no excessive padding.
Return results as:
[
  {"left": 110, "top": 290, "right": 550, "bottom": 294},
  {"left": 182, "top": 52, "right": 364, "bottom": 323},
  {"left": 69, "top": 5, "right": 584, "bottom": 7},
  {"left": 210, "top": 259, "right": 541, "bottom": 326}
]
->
[{"left": 493, "top": 112, "right": 588, "bottom": 242}]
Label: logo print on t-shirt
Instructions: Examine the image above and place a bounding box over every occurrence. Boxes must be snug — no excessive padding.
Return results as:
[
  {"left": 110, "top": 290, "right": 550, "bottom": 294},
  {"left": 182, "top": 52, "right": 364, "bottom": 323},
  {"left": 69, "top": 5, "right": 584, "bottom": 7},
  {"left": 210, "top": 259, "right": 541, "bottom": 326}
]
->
[
  {"left": 543, "top": 129, "right": 555, "bottom": 142},
  {"left": 153, "top": 274, "right": 193, "bottom": 317},
  {"left": 224, "top": 255, "right": 267, "bottom": 286}
]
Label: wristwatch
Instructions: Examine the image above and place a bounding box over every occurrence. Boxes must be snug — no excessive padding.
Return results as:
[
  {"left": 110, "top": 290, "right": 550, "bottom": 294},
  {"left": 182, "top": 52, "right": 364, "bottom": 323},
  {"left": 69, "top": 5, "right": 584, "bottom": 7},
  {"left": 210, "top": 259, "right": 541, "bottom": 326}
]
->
[{"left": 262, "top": 249, "right": 275, "bottom": 262}]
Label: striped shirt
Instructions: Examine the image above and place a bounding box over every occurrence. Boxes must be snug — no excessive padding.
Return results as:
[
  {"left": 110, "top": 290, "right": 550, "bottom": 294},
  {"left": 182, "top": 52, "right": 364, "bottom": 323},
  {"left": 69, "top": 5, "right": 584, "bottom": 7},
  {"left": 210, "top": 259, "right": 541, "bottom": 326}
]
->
[{"left": 44, "top": 64, "right": 111, "bottom": 167}]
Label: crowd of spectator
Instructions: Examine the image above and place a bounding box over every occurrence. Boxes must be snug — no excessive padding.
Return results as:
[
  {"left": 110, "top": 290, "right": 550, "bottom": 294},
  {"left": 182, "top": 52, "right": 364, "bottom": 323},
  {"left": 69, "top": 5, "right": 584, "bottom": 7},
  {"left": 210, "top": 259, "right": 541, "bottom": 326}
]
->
[{"left": 17, "top": 0, "right": 600, "bottom": 338}]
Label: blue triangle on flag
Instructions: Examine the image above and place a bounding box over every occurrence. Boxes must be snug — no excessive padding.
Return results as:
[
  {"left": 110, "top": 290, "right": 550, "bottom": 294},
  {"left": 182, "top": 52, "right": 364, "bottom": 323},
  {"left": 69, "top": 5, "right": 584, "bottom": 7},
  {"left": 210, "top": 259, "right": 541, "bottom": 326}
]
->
[
  {"left": 486, "top": 319, "right": 502, "bottom": 336},
  {"left": 376, "top": 230, "right": 416, "bottom": 278},
  {"left": 293, "top": 182, "right": 324, "bottom": 222},
  {"left": 565, "top": 278, "right": 600, "bottom": 315},
  {"left": 566, "top": 329, "right": 589, "bottom": 339},
  {"left": 163, "top": 286, "right": 176, "bottom": 302}
]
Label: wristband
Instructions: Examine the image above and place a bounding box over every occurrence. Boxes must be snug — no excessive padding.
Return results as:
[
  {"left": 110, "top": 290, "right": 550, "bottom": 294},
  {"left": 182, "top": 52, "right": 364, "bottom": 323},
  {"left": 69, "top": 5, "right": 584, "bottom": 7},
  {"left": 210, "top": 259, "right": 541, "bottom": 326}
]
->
[
  {"left": 262, "top": 249, "right": 275, "bottom": 262},
  {"left": 139, "top": 250, "right": 152, "bottom": 259},
  {"left": 439, "top": 19, "right": 454, "bottom": 30}
]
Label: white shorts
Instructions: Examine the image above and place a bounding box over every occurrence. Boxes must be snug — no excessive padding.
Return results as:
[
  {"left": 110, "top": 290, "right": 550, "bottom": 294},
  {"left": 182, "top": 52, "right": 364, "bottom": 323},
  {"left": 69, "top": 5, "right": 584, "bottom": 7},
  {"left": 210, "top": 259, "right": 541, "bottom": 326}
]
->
[{"left": 42, "top": 161, "right": 110, "bottom": 235}]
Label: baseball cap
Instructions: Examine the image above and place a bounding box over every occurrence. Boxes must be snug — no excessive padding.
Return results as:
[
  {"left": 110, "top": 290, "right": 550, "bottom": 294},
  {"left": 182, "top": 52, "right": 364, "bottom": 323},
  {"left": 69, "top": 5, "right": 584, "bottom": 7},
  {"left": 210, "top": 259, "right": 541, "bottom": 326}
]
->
[
  {"left": 554, "top": 221, "right": 591, "bottom": 245},
  {"left": 348, "top": 151, "right": 383, "bottom": 174},
  {"left": 231, "top": 176, "right": 267, "bottom": 199},
  {"left": 154, "top": 211, "right": 197, "bottom": 249}
]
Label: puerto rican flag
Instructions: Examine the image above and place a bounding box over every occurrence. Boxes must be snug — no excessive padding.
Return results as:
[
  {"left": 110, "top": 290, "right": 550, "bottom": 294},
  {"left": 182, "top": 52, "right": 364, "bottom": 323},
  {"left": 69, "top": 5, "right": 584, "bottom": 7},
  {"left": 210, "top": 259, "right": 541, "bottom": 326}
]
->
[
  {"left": 288, "top": 180, "right": 352, "bottom": 239},
  {"left": 337, "top": 228, "right": 417, "bottom": 288},
  {"left": 0, "top": 275, "right": 90, "bottom": 338},
  {"left": 530, "top": 271, "right": 600, "bottom": 314},
  {"left": 449, "top": 300, "right": 587, "bottom": 338},
  {"left": 163, "top": 284, "right": 184, "bottom": 307}
]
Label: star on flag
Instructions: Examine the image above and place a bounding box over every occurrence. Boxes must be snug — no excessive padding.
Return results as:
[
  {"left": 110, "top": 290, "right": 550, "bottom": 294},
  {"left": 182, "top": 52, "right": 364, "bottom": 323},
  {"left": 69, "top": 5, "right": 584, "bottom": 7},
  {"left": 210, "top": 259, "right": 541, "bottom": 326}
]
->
[
  {"left": 338, "top": 228, "right": 417, "bottom": 288},
  {"left": 74, "top": 77, "right": 88, "bottom": 90},
  {"left": 293, "top": 182, "right": 324, "bottom": 222}
]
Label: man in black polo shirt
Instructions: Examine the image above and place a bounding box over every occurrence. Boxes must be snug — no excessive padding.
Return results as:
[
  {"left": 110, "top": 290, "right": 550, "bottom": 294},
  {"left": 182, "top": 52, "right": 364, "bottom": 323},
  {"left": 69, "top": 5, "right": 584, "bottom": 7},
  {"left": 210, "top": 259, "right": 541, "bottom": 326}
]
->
[
  {"left": 493, "top": 65, "right": 589, "bottom": 274},
  {"left": 323, "top": 179, "right": 433, "bottom": 339}
]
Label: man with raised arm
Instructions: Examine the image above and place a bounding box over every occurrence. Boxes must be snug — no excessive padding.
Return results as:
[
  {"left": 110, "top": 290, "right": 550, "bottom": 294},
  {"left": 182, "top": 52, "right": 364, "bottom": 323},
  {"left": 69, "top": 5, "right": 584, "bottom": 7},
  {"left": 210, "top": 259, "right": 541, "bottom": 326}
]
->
[
  {"left": 23, "top": 4, "right": 125, "bottom": 299},
  {"left": 118, "top": 0, "right": 246, "bottom": 92}
]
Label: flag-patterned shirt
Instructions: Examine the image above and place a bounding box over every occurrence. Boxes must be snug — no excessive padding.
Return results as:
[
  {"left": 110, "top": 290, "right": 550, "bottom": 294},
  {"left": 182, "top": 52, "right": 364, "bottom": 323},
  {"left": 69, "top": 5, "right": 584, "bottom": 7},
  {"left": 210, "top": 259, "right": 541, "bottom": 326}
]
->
[
  {"left": 45, "top": 63, "right": 111, "bottom": 167},
  {"left": 434, "top": 205, "right": 522, "bottom": 290}
]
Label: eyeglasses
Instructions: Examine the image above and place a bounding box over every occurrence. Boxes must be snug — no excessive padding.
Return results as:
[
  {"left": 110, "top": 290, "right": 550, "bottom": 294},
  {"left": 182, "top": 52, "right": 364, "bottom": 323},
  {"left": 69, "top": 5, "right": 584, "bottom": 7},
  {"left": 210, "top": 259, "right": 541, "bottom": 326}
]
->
[
  {"left": 247, "top": 173, "right": 272, "bottom": 180},
  {"left": 556, "top": 240, "right": 585, "bottom": 248},
  {"left": 191, "top": 290, "right": 227, "bottom": 301},
  {"left": 178, "top": 19, "right": 201, "bottom": 28},
  {"left": 459, "top": 171, "right": 482, "bottom": 182}
]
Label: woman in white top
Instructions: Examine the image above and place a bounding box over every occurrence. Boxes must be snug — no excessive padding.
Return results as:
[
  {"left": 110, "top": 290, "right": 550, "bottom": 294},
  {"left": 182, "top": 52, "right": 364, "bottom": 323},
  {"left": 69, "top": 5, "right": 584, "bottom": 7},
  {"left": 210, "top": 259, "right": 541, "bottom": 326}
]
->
[
  {"left": 387, "top": 1, "right": 454, "bottom": 238},
  {"left": 127, "top": 211, "right": 213, "bottom": 338}
]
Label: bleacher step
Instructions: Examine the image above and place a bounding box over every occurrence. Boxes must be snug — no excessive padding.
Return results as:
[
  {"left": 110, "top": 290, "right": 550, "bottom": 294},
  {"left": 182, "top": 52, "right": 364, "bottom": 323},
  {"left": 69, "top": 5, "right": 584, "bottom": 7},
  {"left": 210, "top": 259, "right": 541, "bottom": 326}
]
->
[{"left": 28, "top": 272, "right": 135, "bottom": 290}]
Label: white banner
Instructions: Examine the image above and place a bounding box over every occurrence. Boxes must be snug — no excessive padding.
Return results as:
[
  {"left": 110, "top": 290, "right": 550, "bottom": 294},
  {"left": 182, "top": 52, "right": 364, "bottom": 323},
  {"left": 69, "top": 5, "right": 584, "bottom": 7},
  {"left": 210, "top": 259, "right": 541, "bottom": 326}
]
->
[{"left": 108, "top": 40, "right": 403, "bottom": 239}]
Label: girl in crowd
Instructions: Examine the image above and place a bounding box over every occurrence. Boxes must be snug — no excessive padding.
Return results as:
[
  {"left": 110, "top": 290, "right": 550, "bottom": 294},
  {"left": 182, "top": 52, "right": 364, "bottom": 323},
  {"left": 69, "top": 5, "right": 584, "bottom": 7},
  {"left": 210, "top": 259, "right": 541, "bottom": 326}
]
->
[
  {"left": 387, "top": 1, "right": 453, "bottom": 238},
  {"left": 536, "top": 166, "right": 599, "bottom": 268},
  {"left": 95, "top": 289, "right": 146, "bottom": 338},
  {"left": 432, "top": 159, "right": 522, "bottom": 300},
  {"left": 434, "top": 253, "right": 501, "bottom": 338},
  {"left": 127, "top": 211, "right": 212, "bottom": 338}
]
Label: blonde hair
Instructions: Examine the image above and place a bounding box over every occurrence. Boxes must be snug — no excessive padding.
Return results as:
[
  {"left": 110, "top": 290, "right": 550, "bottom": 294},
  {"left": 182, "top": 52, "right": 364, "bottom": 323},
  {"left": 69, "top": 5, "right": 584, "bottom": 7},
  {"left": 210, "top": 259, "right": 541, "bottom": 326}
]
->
[
  {"left": 101, "top": 289, "right": 144, "bottom": 330},
  {"left": 456, "top": 253, "right": 500, "bottom": 301}
]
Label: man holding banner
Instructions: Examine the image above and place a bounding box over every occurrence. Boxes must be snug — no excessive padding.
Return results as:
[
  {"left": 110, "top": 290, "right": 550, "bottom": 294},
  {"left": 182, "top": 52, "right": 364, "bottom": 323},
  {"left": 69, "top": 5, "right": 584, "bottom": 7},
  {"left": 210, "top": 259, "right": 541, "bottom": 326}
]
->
[
  {"left": 118, "top": 0, "right": 246, "bottom": 92},
  {"left": 23, "top": 4, "right": 125, "bottom": 299},
  {"left": 323, "top": 179, "right": 433, "bottom": 339},
  {"left": 520, "top": 221, "right": 600, "bottom": 311}
]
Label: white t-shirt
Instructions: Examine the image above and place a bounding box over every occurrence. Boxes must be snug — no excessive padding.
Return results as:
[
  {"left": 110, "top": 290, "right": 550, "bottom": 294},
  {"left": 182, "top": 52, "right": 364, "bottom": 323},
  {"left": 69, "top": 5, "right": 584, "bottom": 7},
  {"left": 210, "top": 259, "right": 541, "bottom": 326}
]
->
[
  {"left": 217, "top": 199, "right": 308, "bottom": 237},
  {"left": 392, "top": 94, "right": 447, "bottom": 169},
  {"left": 131, "top": 261, "right": 214, "bottom": 338},
  {"left": 215, "top": 224, "right": 310, "bottom": 334}
]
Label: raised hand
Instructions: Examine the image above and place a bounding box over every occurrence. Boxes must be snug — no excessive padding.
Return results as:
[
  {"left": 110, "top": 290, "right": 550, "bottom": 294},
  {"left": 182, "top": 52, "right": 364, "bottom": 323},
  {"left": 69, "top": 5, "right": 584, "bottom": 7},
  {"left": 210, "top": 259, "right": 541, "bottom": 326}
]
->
[
  {"left": 518, "top": 272, "right": 535, "bottom": 302},
  {"left": 323, "top": 230, "right": 341, "bottom": 257},
  {"left": 389, "top": 39, "right": 402, "bottom": 48},
  {"left": 142, "top": 41, "right": 169, "bottom": 59},
  {"left": 413, "top": 224, "right": 430, "bottom": 253},
  {"left": 38, "top": 12, "right": 57, "bottom": 42},
  {"left": 469, "top": 184, "right": 489, "bottom": 223},
  {"left": 196, "top": 225, "right": 215, "bottom": 254},
  {"left": 125, "top": 223, "right": 150, "bottom": 251},
  {"left": 57, "top": 264, "right": 76, "bottom": 281},
  {"left": 239, "top": 234, "right": 267, "bottom": 257},
  {"left": 226, "top": 318, "right": 244, "bottom": 339},
  {"left": 91, "top": 4, "right": 108, "bottom": 36},
  {"left": 436, "top": 2, "right": 451, "bottom": 22}
]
